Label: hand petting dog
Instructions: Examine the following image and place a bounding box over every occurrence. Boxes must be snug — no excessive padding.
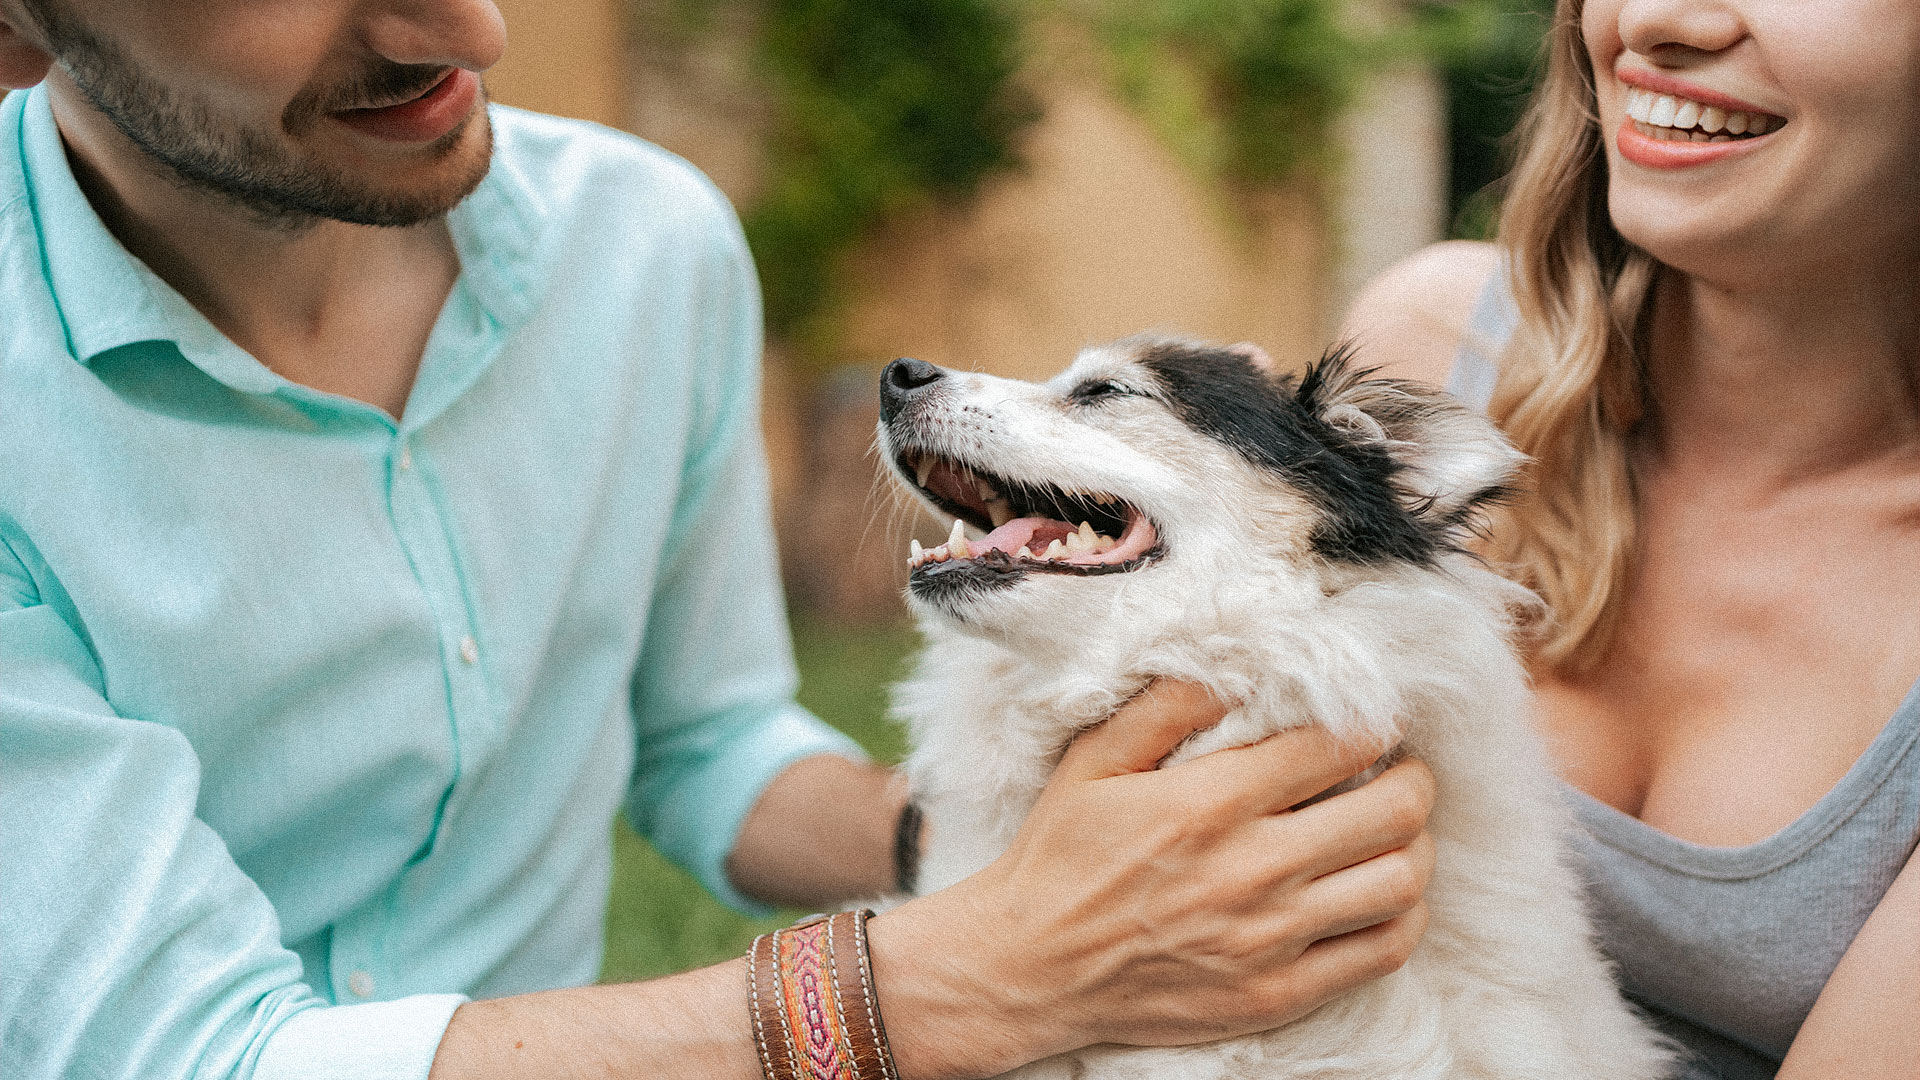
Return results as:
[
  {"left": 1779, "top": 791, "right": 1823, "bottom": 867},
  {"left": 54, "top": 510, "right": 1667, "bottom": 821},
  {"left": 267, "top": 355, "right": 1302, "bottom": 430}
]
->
[{"left": 867, "top": 680, "right": 1437, "bottom": 1080}]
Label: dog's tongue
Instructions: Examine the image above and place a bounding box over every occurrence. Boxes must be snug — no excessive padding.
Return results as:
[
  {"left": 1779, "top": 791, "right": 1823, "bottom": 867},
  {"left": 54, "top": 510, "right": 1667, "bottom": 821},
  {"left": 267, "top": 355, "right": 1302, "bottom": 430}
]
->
[{"left": 977, "top": 517, "right": 1074, "bottom": 555}]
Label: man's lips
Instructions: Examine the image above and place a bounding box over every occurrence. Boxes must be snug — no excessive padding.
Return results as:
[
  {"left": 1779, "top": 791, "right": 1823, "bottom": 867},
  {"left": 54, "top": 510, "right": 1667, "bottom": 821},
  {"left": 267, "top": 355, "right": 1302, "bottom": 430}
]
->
[{"left": 333, "top": 69, "right": 480, "bottom": 144}]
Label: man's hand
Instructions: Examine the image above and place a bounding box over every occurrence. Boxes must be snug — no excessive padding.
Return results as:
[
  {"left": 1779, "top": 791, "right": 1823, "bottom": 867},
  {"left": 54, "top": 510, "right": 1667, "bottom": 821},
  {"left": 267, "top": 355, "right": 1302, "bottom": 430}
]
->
[
  {"left": 431, "top": 682, "right": 1432, "bottom": 1080},
  {"left": 867, "top": 681, "right": 1436, "bottom": 1079}
]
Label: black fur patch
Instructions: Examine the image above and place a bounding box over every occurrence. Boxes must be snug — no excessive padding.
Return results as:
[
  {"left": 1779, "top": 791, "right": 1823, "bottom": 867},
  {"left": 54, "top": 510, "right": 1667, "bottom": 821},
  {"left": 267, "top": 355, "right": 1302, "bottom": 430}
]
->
[
  {"left": 908, "top": 552, "right": 1034, "bottom": 608},
  {"left": 1138, "top": 342, "right": 1440, "bottom": 564}
]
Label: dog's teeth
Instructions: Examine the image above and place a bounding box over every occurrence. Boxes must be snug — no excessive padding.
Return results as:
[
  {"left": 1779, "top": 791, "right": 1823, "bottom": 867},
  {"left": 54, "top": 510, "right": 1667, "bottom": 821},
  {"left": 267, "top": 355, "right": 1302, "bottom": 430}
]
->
[
  {"left": 1043, "top": 539, "right": 1067, "bottom": 561},
  {"left": 1094, "top": 534, "right": 1115, "bottom": 553},
  {"left": 1092, "top": 493, "right": 1115, "bottom": 506},
  {"left": 1078, "top": 521, "right": 1096, "bottom": 543},
  {"left": 915, "top": 457, "right": 933, "bottom": 488},
  {"left": 1016, "top": 545, "right": 1034, "bottom": 560},
  {"left": 977, "top": 477, "right": 999, "bottom": 502},
  {"left": 909, "top": 539, "right": 924, "bottom": 566},
  {"left": 947, "top": 518, "right": 972, "bottom": 559},
  {"left": 988, "top": 500, "right": 1014, "bottom": 528}
]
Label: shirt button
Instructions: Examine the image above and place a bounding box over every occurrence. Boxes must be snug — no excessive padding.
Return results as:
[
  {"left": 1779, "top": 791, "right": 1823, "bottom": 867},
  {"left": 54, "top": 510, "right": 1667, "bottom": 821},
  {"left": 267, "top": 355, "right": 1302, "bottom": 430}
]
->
[
  {"left": 459, "top": 636, "right": 478, "bottom": 664},
  {"left": 347, "top": 970, "right": 376, "bottom": 999},
  {"left": 397, "top": 445, "right": 413, "bottom": 471}
]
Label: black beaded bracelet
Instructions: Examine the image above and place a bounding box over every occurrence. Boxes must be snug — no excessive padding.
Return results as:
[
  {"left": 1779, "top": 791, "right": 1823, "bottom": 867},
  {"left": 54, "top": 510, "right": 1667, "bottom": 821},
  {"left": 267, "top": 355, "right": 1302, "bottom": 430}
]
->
[{"left": 892, "top": 799, "right": 923, "bottom": 894}]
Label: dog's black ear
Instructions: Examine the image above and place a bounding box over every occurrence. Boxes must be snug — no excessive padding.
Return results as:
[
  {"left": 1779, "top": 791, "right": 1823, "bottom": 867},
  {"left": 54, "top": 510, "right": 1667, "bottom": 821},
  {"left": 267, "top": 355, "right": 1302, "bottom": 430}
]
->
[{"left": 1297, "top": 345, "right": 1524, "bottom": 530}]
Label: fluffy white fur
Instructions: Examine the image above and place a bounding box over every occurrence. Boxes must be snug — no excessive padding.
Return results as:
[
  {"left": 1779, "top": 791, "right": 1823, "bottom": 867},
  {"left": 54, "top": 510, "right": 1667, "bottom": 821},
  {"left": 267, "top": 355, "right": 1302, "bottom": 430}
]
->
[{"left": 875, "top": 339, "right": 1672, "bottom": 1080}]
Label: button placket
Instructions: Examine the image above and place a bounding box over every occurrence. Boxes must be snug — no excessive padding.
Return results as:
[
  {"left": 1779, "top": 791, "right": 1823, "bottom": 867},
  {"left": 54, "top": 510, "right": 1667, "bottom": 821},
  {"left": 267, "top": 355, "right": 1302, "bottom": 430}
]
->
[{"left": 381, "top": 436, "right": 496, "bottom": 861}]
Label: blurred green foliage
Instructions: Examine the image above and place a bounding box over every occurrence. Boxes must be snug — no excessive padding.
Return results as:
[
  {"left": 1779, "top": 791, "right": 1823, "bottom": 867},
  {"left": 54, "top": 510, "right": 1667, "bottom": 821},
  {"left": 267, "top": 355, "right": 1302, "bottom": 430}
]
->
[
  {"left": 1094, "top": 0, "right": 1366, "bottom": 187},
  {"left": 1092, "top": 0, "right": 1553, "bottom": 195},
  {"left": 1424, "top": 0, "right": 1557, "bottom": 238},
  {"left": 629, "top": 0, "right": 1550, "bottom": 360},
  {"left": 743, "top": 0, "right": 1039, "bottom": 357},
  {"left": 601, "top": 617, "right": 918, "bottom": 983}
]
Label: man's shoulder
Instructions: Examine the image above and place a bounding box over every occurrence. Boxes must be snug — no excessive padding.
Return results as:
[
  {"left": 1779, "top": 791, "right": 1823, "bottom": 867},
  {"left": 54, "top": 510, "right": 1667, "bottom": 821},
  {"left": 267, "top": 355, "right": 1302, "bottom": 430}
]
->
[{"left": 482, "top": 106, "right": 744, "bottom": 253}]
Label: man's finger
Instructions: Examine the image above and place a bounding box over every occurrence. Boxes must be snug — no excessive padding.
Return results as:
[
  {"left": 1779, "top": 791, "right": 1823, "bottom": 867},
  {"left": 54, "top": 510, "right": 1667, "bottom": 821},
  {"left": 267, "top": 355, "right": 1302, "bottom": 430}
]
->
[
  {"left": 1236, "top": 759, "right": 1436, "bottom": 882},
  {"left": 1271, "top": 903, "right": 1429, "bottom": 1004},
  {"left": 1162, "top": 724, "right": 1385, "bottom": 815},
  {"left": 1288, "top": 831, "right": 1436, "bottom": 941},
  {"left": 1056, "top": 680, "right": 1228, "bottom": 782}
]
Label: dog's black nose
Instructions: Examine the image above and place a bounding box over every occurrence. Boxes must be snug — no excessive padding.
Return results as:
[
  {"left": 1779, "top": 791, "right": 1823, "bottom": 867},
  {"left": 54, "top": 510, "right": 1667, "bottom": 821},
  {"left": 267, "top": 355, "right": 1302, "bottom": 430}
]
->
[{"left": 880, "top": 357, "right": 945, "bottom": 422}]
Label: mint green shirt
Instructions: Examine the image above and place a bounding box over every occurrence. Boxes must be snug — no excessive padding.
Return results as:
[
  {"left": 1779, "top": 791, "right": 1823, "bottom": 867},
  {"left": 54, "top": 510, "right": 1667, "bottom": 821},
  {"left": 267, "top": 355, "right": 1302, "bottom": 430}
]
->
[{"left": 0, "top": 85, "right": 862, "bottom": 1079}]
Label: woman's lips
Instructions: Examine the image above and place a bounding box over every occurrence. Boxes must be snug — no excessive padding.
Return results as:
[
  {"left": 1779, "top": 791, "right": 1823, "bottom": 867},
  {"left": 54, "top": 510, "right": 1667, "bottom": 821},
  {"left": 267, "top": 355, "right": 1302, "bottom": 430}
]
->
[
  {"left": 1616, "top": 67, "right": 1779, "bottom": 119},
  {"left": 333, "top": 69, "right": 480, "bottom": 144},
  {"left": 1616, "top": 115, "right": 1775, "bottom": 170}
]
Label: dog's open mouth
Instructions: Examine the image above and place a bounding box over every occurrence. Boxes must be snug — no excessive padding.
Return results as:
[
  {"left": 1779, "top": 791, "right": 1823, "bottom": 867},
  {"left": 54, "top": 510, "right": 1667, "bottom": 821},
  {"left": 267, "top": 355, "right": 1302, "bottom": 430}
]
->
[{"left": 897, "top": 451, "right": 1163, "bottom": 577}]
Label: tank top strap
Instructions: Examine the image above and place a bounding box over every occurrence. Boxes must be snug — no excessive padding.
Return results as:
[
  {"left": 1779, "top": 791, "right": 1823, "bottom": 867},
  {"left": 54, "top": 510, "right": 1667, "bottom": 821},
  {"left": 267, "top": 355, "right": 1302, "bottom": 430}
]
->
[{"left": 1446, "top": 261, "right": 1519, "bottom": 415}]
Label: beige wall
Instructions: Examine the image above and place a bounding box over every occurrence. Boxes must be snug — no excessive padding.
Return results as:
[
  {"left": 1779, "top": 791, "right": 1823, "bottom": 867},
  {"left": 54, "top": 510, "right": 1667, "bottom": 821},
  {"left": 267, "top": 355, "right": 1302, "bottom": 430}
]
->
[
  {"left": 837, "top": 74, "right": 1328, "bottom": 385},
  {"left": 486, "top": 0, "right": 629, "bottom": 130}
]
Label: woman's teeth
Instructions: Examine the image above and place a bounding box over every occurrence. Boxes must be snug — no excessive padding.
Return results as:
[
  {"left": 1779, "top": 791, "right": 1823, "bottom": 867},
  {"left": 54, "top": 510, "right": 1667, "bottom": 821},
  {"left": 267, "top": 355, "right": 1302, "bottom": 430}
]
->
[{"left": 1625, "top": 88, "right": 1779, "bottom": 142}]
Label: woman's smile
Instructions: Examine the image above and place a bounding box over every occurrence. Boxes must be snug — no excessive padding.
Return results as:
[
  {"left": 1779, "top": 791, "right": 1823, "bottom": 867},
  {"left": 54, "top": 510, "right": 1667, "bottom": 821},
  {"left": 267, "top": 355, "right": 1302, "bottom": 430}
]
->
[{"left": 1614, "top": 68, "right": 1785, "bottom": 169}]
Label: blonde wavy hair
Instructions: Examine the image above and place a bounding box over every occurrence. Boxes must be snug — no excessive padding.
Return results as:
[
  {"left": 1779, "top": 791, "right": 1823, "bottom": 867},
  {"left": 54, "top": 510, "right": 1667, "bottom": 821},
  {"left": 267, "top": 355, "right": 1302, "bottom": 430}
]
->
[{"left": 1488, "top": 0, "right": 1659, "bottom": 672}]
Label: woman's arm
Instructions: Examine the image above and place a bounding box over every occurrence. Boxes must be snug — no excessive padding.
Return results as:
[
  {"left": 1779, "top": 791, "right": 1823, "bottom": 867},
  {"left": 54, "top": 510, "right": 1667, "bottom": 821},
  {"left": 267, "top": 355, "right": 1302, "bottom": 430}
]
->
[
  {"left": 1336, "top": 240, "right": 1500, "bottom": 388},
  {"left": 1777, "top": 845, "right": 1920, "bottom": 1077}
]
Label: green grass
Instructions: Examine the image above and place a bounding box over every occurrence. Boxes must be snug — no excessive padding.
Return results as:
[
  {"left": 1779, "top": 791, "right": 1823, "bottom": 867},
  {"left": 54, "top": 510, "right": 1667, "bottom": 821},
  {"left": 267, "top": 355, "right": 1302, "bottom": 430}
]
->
[{"left": 598, "top": 616, "right": 919, "bottom": 983}]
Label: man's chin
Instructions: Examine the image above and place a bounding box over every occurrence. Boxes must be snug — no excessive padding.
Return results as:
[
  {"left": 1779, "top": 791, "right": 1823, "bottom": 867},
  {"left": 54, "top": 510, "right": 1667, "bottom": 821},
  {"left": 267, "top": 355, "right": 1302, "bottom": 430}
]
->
[{"left": 256, "top": 111, "right": 495, "bottom": 229}]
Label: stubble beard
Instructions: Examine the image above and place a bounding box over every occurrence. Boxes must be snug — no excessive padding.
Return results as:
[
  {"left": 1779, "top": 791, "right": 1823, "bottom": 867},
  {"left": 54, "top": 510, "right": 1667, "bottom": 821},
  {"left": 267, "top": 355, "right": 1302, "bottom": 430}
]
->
[{"left": 25, "top": 0, "right": 494, "bottom": 230}]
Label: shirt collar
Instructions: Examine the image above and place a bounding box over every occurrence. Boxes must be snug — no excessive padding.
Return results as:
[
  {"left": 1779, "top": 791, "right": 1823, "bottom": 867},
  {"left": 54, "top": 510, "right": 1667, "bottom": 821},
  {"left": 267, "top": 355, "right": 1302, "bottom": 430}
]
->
[{"left": 13, "top": 84, "right": 542, "bottom": 399}]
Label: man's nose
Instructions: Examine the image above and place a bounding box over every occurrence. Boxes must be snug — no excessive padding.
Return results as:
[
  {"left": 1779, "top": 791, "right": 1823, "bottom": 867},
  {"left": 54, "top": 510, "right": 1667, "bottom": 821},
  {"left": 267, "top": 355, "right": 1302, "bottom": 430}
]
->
[
  {"left": 880, "top": 358, "right": 947, "bottom": 423},
  {"left": 362, "top": 0, "right": 508, "bottom": 73}
]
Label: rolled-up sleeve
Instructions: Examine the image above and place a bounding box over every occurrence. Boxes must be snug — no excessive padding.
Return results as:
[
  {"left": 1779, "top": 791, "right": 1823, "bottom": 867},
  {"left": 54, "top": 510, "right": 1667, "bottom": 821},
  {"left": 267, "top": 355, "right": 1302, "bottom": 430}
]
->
[
  {"left": 623, "top": 203, "right": 865, "bottom": 915},
  {"left": 0, "top": 549, "right": 464, "bottom": 1080}
]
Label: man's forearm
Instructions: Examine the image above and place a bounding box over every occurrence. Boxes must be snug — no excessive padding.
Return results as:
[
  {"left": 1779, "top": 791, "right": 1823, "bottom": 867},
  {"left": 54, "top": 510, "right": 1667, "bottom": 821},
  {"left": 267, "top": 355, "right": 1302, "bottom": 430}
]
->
[
  {"left": 725, "top": 754, "right": 908, "bottom": 908},
  {"left": 431, "top": 689, "right": 1435, "bottom": 1080},
  {"left": 429, "top": 961, "right": 759, "bottom": 1080}
]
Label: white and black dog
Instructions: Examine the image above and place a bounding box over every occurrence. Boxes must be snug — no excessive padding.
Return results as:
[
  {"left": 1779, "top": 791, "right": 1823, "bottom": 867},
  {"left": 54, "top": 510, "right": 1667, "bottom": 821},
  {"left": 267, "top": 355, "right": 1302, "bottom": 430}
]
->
[{"left": 874, "top": 336, "right": 1670, "bottom": 1080}]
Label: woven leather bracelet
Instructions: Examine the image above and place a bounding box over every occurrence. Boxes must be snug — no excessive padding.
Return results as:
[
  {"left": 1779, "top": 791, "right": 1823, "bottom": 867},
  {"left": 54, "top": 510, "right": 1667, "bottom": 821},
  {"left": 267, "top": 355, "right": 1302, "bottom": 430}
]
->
[{"left": 748, "top": 909, "right": 899, "bottom": 1080}]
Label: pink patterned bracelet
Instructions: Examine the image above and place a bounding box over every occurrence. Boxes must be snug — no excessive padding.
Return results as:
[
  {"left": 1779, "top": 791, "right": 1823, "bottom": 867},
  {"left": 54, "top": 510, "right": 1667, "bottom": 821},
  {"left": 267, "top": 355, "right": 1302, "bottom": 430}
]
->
[{"left": 748, "top": 909, "right": 898, "bottom": 1080}]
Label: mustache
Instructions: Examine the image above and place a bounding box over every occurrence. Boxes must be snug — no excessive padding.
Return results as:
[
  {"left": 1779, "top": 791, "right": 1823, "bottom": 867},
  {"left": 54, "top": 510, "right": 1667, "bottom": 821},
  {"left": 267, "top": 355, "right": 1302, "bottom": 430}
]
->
[{"left": 285, "top": 61, "right": 454, "bottom": 128}]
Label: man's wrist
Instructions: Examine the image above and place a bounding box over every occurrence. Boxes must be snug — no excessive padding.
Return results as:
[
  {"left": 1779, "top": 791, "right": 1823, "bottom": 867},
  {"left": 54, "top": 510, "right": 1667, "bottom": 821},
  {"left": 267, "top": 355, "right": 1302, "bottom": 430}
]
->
[{"left": 860, "top": 888, "right": 1057, "bottom": 1080}]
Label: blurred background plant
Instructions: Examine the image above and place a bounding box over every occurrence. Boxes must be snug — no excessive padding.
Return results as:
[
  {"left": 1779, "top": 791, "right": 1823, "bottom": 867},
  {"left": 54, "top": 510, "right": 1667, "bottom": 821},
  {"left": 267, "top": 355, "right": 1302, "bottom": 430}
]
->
[
  {"left": 630, "top": 0, "right": 1547, "bottom": 373},
  {"left": 745, "top": 0, "right": 1040, "bottom": 360},
  {"left": 485, "top": 0, "right": 1554, "bottom": 982}
]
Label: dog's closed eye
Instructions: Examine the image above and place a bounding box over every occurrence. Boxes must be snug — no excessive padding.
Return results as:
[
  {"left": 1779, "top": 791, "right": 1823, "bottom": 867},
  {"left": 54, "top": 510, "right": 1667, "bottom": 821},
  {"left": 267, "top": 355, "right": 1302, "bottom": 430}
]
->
[{"left": 1067, "top": 379, "right": 1139, "bottom": 405}]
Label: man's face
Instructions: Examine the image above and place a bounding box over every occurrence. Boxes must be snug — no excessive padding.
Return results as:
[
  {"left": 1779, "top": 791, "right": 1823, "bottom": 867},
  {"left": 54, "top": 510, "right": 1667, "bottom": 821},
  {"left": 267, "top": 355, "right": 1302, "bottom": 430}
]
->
[{"left": 13, "top": 0, "right": 506, "bottom": 227}]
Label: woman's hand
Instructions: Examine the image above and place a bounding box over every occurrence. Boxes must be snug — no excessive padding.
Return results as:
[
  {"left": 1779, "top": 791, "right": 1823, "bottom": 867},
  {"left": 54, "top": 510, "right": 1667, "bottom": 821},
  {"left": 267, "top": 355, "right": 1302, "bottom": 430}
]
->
[{"left": 867, "top": 681, "right": 1437, "bottom": 1080}]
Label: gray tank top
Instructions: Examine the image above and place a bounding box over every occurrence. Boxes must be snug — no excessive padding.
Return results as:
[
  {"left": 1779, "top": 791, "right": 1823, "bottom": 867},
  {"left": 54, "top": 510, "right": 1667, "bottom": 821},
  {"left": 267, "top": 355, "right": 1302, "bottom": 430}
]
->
[{"left": 1450, "top": 272, "right": 1920, "bottom": 1080}]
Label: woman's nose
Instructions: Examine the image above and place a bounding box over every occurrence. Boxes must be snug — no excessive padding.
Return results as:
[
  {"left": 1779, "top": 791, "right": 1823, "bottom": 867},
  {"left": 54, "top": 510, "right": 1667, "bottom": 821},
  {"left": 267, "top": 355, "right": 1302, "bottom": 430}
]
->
[{"left": 1615, "top": 0, "right": 1746, "bottom": 63}]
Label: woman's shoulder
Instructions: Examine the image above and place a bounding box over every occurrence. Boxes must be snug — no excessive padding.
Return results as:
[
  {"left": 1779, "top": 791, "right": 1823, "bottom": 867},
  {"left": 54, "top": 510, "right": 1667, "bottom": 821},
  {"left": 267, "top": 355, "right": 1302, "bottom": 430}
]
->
[{"left": 1336, "top": 240, "right": 1503, "bottom": 389}]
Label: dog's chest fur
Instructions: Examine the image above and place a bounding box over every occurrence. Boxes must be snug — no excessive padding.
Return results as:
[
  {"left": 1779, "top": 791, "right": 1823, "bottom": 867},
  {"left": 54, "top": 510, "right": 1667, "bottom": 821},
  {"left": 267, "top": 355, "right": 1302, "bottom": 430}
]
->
[{"left": 894, "top": 565, "right": 1668, "bottom": 1080}]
